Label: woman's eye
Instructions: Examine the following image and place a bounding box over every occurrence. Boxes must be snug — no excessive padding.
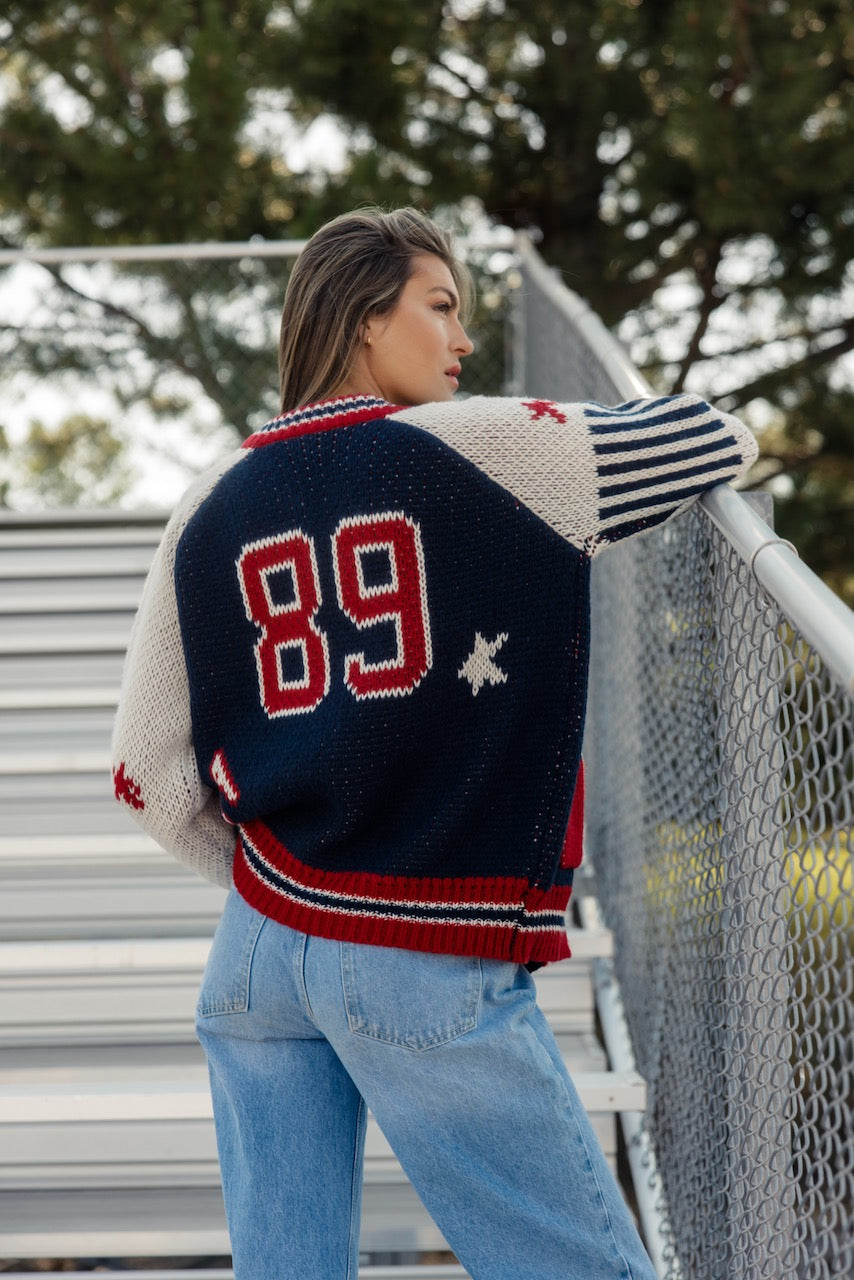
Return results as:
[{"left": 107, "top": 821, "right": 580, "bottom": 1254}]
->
[{"left": 435, "top": 303, "right": 452, "bottom": 315}]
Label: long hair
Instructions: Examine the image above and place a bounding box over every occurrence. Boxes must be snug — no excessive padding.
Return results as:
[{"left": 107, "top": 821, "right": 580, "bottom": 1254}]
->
[{"left": 278, "top": 207, "right": 471, "bottom": 413}]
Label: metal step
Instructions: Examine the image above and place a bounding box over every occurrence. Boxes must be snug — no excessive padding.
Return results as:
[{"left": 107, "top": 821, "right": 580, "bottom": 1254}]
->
[
  {"left": 0, "top": 582, "right": 148, "bottom": 612},
  {"left": 0, "top": 831, "right": 186, "bottom": 861},
  {"left": 0, "top": 748, "right": 112, "bottom": 774},
  {"left": 0, "top": 868, "right": 228, "bottom": 941},
  {"left": 0, "top": 1178, "right": 461, "bottom": 1268},
  {"left": 0, "top": 1061, "right": 644, "bottom": 1259},
  {"left": 0, "top": 653, "right": 126, "bottom": 701},
  {"left": 0, "top": 930, "right": 612, "bottom": 1045},
  {"left": 0, "top": 704, "right": 118, "bottom": 748},
  {"left": 0, "top": 614, "right": 135, "bottom": 655},
  {"left": 0, "top": 923, "right": 640, "bottom": 1263},
  {"left": 0, "top": 535, "right": 159, "bottom": 578},
  {"left": 0, "top": 1061, "right": 637, "bottom": 1190}
]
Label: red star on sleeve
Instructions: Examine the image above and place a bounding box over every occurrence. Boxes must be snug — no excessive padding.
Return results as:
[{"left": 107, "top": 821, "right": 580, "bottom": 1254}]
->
[
  {"left": 113, "top": 762, "right": 145, "bottom": 811},
  {"left": 522, "top": 399, "right": 568, "bottom": 424}
]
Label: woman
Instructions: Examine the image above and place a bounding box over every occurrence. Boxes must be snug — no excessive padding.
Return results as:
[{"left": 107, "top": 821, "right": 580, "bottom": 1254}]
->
[{"left": 113, "top": 207, "right": 757, "bottom": 1279}]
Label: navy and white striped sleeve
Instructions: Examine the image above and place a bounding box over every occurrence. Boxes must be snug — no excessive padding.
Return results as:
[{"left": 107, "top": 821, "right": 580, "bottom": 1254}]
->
[
  {"left": 585, "top": 394, "right": 758, "bottom": 549},
  {"left": 392, "top": 394, "right": 758, "bottom": 555}
]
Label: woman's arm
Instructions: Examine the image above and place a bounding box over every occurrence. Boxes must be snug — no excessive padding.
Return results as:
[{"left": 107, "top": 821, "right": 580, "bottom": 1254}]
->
[
  {"left": 111, "top": 453, "right": 245, "bottom": 886},
  {"left": 392, "top": 393, "right": 758, "bottom": 553}
]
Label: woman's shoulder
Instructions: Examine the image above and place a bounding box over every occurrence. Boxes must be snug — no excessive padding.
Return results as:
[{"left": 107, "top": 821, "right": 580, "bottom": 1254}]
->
[{"left": 393, "top": 390, "right": 718, "bottom": 422}]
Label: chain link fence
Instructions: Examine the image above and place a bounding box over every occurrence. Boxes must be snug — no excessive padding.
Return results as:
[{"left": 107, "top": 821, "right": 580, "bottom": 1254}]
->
[{"left": 514, "top": 239, "right": 853, "bottom": 1279}]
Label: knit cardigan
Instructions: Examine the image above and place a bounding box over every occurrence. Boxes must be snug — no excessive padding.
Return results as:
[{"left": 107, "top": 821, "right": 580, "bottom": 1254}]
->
[{"left": 112, "top": 393, "right": 758, "bottom": 965}]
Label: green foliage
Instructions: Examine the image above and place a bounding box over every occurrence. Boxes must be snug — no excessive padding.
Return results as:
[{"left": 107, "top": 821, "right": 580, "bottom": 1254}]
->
[
  {"left": 758, "top": 386, "right": 854, "bottom": 603},
  {"left": 2, "top": 413, "right": 132, "bottom": 507},
  {"left": 643, "top": 818, "right": 851, "bottom": 1191},
  {"left": 0, "top": 425, "right": 11, "bottom": 507},
  {"left": 787, "top": 830, "right": 852, "bottom": 946},
  {"left": 786, "top": 830, "right": 851, "bottom": 1190},
  {"left": 0, "top": 0, "right": 280, "bottom": 244},
  {"left": 642, "top": 821, "right": 852, "bottom": 951}
]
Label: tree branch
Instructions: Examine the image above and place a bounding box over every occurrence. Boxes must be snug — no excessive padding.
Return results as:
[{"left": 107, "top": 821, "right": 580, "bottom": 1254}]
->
[
  {"left": 431, "top": 51, "right": 500, "bottom": 115},
  {"left": 41, "top": 266, "right": 232, "bottom": 416},
  {"left": 717, "top": 320, "right": 854, "bottom": 408},
  {"left": 688, "top": 317, "right": 854, "bottom": 363},
  {"left": 95, "top": 6, "right": 140, "bottom": 100},
  {"left": 672, "top": 240, "right": 724, "bottom": 391}
]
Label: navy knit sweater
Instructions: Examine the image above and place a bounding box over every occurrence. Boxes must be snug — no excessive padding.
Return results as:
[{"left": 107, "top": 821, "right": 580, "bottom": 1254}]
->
[{"left": 112, "top": 393, "right": 757, "bottom": 965}]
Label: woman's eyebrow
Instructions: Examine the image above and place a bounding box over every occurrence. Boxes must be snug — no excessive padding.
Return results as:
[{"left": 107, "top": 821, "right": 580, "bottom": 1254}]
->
[{"left": 427, "top": 285, "right": 459, "bottom": 308}]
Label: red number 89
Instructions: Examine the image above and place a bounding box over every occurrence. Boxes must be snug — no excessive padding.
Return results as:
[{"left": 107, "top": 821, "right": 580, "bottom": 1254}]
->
[{"left": 237, "top": 512, "right": 432, "bottom": 718}]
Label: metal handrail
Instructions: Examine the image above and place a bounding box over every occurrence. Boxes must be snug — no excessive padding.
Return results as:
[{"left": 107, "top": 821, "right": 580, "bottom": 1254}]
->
[
  {"left": 0, "top": 229, "right": 515, "bottom": 267},
  {"left": 514, "top": 234, "right": 854, "bottom": 695},
  {"left": 0, "top": 240, "right": 309, "bottom": 265}
]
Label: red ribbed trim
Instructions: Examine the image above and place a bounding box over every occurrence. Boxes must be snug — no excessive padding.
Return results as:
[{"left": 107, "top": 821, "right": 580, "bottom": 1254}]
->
[
  {"left": 232, "top": 822, "right": 573, "bottom": 966},
  {"left": 241, "top": 819, "right": 532, "bottom": 904},
  {"left": 529, "top": 881, "right": 576, "bottom": 912},
  {"left": 244, "top": 399, "right": 403, "bottom": 448}
]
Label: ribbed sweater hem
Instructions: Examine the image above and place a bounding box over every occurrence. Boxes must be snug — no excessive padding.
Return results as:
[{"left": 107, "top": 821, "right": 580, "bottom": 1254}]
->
[{"left": 232, "top": 823, "right": 573, "bottom": 965}]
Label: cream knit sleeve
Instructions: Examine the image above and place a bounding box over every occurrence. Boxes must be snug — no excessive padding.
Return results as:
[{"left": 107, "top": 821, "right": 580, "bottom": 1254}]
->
[
  {"left": 111, "top": 450, "right": 246, "bottom": 887},
  {"left": 394, "top": 393, "right": 758, "bottom": 553}
]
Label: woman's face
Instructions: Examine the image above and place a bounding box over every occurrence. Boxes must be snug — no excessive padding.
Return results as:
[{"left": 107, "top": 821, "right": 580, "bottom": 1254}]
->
[{"left": 348, "top": 254, "right": 474, "bottom": 406}]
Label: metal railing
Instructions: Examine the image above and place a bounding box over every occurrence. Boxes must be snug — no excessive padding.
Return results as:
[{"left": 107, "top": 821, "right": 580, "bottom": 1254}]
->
[
  {"left": 0, "top": 236, "right": 512, "bottom": 505},
  {"left": 514, "top": 236, "right": 854, "bottom": 1280}
]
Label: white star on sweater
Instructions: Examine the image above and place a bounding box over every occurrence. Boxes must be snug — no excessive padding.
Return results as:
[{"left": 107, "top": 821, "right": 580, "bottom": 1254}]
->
[{"left": 458, "top": 632, "right": 509, "bottom": 696}]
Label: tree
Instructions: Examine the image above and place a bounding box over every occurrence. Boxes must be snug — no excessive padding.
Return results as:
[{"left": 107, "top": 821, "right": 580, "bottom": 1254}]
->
[
  {"left": 0, "top": 0, "right": 851, "bottom": 594},
  {"left": 0, "top": 413, "right": 131, "bottom": 507}
]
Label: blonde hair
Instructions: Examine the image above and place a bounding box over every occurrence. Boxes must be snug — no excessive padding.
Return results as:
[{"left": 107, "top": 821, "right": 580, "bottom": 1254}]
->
[{"left": 278, "top": 207, "right": 472, "bottom": 413}]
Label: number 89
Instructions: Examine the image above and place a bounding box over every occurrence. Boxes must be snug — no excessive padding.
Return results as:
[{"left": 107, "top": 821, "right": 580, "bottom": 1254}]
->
[{"left": 237, "top": 511, "right": 433, "bottom": 717}]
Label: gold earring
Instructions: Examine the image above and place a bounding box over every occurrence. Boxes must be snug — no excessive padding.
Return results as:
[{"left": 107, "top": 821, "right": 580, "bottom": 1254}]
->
[{"left": 365, "top": 334, "right": 372, "bottom": 347}]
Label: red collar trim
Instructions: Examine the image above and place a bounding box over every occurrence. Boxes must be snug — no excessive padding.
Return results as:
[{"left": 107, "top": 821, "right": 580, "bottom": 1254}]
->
[{"left": 244, "top": 396, "right": 402, "bottom": 448}]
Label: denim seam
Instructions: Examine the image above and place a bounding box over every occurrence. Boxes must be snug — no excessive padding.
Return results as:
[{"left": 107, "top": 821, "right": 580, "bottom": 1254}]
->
[
  {"left": 525, "top": 1013, "right": 637, "bottom": 1280},
  {"left": 345, "top": 1096, "right": 366, "bottom": 1280},
  {"left": 196, "top": 905, "right": 266, "bottom": 1018},
  {"left": 294, "top": 930, "right": 317, "bottom": 1025}
]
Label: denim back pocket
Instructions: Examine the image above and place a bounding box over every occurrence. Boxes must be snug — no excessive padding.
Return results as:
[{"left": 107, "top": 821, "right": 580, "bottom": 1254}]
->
[
  {"left": 341, "top": 943, "right": 483, "bottom": 1050},
  {"left": 197, "top": 889, "right": 267, "bottom": 1019}
]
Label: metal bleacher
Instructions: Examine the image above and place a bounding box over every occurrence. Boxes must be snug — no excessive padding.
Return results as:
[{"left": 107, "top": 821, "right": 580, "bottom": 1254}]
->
[{"left": 0, "top": 511, "right": 644, "bottom": 1276}]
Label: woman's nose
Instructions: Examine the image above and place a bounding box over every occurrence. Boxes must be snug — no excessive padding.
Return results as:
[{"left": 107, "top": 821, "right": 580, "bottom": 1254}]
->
[{"left": 456, "top": 323, "right": 474, "bottom": 357}]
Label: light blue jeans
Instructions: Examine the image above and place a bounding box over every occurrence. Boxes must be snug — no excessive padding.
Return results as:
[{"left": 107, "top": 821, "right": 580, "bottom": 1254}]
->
[{"left": 196, "top": 888, "right": 657, "bottom": 1280}]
